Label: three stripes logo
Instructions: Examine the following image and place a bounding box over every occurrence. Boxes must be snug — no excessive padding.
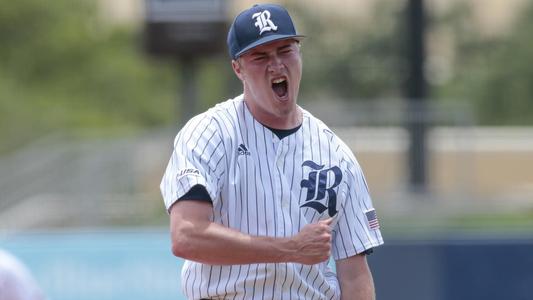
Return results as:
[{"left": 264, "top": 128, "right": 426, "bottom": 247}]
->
[{"left": 237, "top": 144, "right": 251, "bottom": 156}]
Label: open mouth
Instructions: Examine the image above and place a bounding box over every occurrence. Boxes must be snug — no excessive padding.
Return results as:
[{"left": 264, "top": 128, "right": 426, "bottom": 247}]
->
[{"left": 271, "top": 77, "right": 288, "bottom": 98}]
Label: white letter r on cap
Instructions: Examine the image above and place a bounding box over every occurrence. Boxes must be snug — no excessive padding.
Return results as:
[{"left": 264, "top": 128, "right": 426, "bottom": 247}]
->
[{"left": 252, "top": 10, "right": 278, "bottom": 35}]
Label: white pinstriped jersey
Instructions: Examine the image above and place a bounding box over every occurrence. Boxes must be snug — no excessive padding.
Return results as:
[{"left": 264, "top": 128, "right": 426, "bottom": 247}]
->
[{"left": 161, "top": 95, "right": 384, "bottom": 300}]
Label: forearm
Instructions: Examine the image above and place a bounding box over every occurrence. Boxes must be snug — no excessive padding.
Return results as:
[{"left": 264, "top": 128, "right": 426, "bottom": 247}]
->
[
  {"left": 170, "top": 200, "right": 332, "bottom": 265},
  {"left": 172, "top": 218, "right": 297, "bottom": 265},
  {"left": 339, "top": 271, "right": 375, "bottom": 300},
  {"left": 336, "top": 254, "right": 375, "bottom": 300}
]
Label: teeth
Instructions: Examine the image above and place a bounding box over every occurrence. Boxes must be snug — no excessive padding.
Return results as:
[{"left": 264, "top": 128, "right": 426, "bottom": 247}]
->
[{"left": 272, "top": 78, "right": 286, "bottom": 84}]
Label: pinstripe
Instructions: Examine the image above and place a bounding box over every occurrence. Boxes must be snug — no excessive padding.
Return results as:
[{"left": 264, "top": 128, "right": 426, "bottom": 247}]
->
[
  {"left": 183, "top": 263, "right": 192, "bottom": 298},
  {"left": 251, "top": 167, "right": 261, "bottom": 299},
  {"left": 301, "top": 264, "right": 315, "bottom": 299},
  {"left": 199, "top": 264, "right": 205, "bottom": 298},
  {"left": 349, "top": 191, "right": 372, "bottom": 248},
  {"left": 262, "top": 126, "right": 277, "bottom": 236},
  {"left": 288, "top": 130, "right": 298, "bottom": 227},
  {"left": 273, "top": 150, "right": 285, "bottom": 299},
  {"left": 189, "top": 261, "right": 197, "bottom": 299},
  {"left": 252, "top": 121, "right": 269, "bottom": 236},
  {"left": 326, "top": 285, "right": 335, "bottom": 300},
  {"left": 316, "top": 276, "right": 327, "bottom": 299},
  {"left": 212, "top": 266, "right": 223, "bottom": 298},
  {"left": 291, "top": 115, "right": 308, "bottom": 300},
  {"left": 262, "top": 127, "right": 277, "bottom": 235},
  {"left": 337, "top": 201, "right": 355, "bottom": 257},
  {"left": 230, "top": 103, "right": 244, "bottom": 298},
  {"left": 252, "top": 121, "right": 264, "bottom": 299},
  {"left": 211, "top": 116, "right": 231, "bottom": 228},
  {"left": 218, "top": 109, "right": 236, "bottom": 228},
  {"left": 341, "top": 200, "right": 357, "bottom": 254},
  {"left": 232, "top": 103, "right": 249, "bottom": 298},
  {"left": 236, "top": 102, "right": 255, "bottom": 298},
  {"left": 356, "top": 172, "right": 382, "bottom": 242},
  {"left": 224, "top": 264, "right": 233, "bottom": 299},
  {"left": 276, "top": 137, "right": 291, "bottom": 300},
  {"left": 213, "top": 144, "right": 224, "bottom": 171},
  {"left": 212, "top": 117, "right": 230, "bottom": 173},
  {"left": 160, "top": 96, "right": 383, "bottom": 300},
  {"left": 296, "top": 117, "right": 315, "bottom": 296},
  {"left": 206, "top": 264, "right": 214, "bottom": 297},
  {"left": 343, "top": 163, "right": 380, "bottom": 249},
  {"left": 302, "top": 119, "right": 327, "bottom": 299},
  {"left": 239, "top": 103, "right": 251, "bottom": 236},
  {"left": 308, "top": 269, "right": 321, "bottom": 300},
  {"left": 239, "top": 264, "right": 250, "bottom": 300},
  {"left": 280, "top": 133, "right": 296, "bottom": 300},
  {"left": 262, "top": 127, "right": 278, "bottom": 299},
  {"left": 232, "top": 265, "right": 242, "bottom": 300},
  {"left": 317, "top": 263, "right": 335, "bottom": 297}
]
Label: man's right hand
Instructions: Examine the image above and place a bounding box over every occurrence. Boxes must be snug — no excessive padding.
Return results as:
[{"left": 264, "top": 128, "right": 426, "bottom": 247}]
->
[{"left": 288, "top": 218, "right": 333, "bottom": 265}]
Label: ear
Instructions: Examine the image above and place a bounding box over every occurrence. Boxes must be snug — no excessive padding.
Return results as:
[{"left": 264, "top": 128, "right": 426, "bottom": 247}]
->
[{"left": 231, "top": 59, "right": 245, "bottom": 82}]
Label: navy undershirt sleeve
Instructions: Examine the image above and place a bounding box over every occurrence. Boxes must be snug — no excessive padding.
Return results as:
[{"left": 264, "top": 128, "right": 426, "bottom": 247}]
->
[
  {"left": 178, "top": 184, "right": 212, "bottom": 203},
  {"left": 363, "top": 248, "right": 374, "bottom": 255}
]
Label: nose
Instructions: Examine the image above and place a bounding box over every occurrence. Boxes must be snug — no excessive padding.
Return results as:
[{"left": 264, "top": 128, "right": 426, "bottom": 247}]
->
[{"left": 267, "top": 55, "right": 284, "bottom": 73}]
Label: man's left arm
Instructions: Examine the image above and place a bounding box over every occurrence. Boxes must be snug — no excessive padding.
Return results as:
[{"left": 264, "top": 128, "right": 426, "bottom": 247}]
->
[{"left": 335, "top": 253, "right": 375, "bottom": 300}]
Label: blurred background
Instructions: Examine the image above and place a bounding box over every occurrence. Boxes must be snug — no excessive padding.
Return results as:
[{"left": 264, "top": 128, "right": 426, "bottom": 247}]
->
[{"left": 1, "top": 0, "right": 532, "bottom": 299}]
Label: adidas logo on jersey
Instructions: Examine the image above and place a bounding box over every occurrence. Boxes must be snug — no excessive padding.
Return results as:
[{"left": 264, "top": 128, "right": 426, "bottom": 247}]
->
[{"left": 237, "top": 144, "right": 250, "bottom": 156}]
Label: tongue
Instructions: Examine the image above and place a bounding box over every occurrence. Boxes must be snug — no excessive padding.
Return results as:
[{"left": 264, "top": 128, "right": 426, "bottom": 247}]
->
[{"left": 272, "top": 81, "right": 287, "bottom": 97}]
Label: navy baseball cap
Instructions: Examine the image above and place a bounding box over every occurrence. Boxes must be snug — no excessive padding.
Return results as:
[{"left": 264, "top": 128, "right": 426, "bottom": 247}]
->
[{"left": 227, "top": 4, "right": 304, "bottom": 60}]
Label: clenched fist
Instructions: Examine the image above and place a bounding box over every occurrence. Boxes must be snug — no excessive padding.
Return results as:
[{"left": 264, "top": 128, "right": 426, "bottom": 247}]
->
[{"left": 288, "top": 218, "right": 333, "bottom": 265}]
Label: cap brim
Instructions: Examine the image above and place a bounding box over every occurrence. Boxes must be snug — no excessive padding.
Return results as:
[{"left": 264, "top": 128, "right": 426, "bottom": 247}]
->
[{"left": 233, "top": 34, "right": 305, "bottom": 59}]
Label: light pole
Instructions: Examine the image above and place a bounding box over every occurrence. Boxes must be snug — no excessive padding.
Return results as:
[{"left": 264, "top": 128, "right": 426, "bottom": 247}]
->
[
  {"left": 405, "top": 0, "right": 428, "bottom": 193},
  {"left": 144, "top": 0, "right": 227, "bottom": 126}
]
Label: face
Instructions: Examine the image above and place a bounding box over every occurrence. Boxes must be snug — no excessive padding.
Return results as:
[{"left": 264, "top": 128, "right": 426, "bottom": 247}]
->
[{"left": 232, "top": 39, "right": 303, "bottom": 128}]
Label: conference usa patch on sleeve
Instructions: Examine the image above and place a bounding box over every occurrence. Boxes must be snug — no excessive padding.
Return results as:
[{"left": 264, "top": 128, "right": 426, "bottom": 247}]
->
[
  {"left": 364, "top": 208, "right": 380, "bottom": 230},
  {"left": 177, "top": 168, "right": 200, "bottom": 178}
]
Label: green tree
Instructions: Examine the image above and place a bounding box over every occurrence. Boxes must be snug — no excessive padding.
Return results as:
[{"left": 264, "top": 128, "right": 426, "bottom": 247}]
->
[
  {"left": 0, "top": 0, "right": 177, "bottom": 153},
  {"left": 287, "top": 1, "right": 405, "bottom": 101},
  {"left": 435, "top": 1, "right": 533, "bottom": 125}
]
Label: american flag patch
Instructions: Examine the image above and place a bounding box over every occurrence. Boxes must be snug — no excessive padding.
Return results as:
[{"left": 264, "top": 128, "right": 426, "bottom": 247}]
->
[{"left": 365, "top": 209, "right": 380, "bottom": 230}]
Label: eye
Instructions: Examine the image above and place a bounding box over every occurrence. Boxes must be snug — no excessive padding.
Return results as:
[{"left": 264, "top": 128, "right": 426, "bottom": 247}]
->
[{"left": 253, "top": 55, "right": 267, "bottom": 62}]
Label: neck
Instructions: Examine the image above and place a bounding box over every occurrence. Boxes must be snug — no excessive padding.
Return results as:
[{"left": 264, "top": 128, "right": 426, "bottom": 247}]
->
[
  {"left": 243, "top": 97, "right": 302, "bottom": 130},
  {"left": 264, "top": 110, "right": 302, "bottom": 129}
]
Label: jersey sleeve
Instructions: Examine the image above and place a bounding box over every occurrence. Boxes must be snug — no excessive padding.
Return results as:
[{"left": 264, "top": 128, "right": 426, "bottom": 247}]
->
[
  {"left": 332, "top": 147, "right": 384, "bottom": 260},
  {"left": 160, "top": 114, "right": 226, "bottom": 212}
]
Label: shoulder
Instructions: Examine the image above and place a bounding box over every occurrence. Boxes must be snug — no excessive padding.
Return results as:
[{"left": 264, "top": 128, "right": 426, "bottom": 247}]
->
[
  {"left": 301, "top": 108, "right": 361, "bottom": 166},
  {"left": 208, "top": 95, "right": 245, "bottom": 120},
  {"left": 301, "top": 108, "right": 352, "bottom": 152},
  {"left": 300, "top": 108, "right": 337, "bottom": 135},
  {"left": 180, "top": 96, "right": 245, "bottom": 136}
]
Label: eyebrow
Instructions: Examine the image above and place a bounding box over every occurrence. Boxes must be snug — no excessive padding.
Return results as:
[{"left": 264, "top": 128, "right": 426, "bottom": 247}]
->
[
  {"left": 249, "top": 51, "right": 267, "bottom": 57},
  {"left": 247, "top": 42, "right": 295, "bottom": 58},
  {"left": 278, "top": 44, "right": 292, "bottom": 51}
]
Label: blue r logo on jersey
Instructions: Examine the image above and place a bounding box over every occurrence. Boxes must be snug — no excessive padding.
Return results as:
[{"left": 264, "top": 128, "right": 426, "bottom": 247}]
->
[{"left": 300, "top": 160, "right": 342, "bottom": 217}]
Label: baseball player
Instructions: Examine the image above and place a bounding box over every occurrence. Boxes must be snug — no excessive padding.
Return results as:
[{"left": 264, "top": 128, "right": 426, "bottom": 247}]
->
[
  {"left": 161, "top": 3, "right": 384, "bottom": 300},
  {"left": 0, "top": 249, "right": 45, "bottom": 300}
]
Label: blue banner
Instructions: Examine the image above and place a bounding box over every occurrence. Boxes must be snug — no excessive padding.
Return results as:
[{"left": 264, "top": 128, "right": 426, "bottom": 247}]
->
[{"left": 1, "top": 229, "right": 185, "bottom": 300}]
